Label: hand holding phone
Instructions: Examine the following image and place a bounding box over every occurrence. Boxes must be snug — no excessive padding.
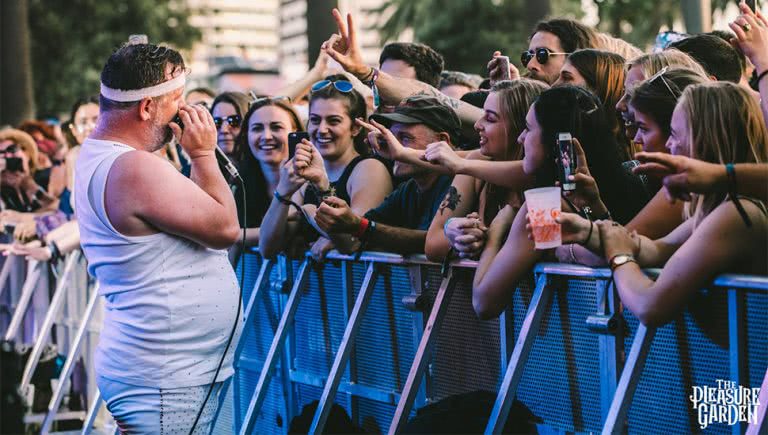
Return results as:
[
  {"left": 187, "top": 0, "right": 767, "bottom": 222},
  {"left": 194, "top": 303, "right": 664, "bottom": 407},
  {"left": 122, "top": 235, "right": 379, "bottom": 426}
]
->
[
  {"left": 288, "top": 132, "right": 310, "bottom": 159},
  {"left": 557, "top": 133, "right": 576, "bottom": 191}
]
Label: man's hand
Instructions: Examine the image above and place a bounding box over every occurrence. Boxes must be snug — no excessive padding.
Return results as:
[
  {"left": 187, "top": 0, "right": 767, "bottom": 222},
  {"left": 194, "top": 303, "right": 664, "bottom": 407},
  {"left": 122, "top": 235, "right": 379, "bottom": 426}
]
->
[
  {"left": 293, "top": 139, "right": 330, "bottom": 190},
  {"left": 423, "top": 141, "right": 465, "bottom": 174},
  {"left": 169, "top": 103, "right": 217, "bottom": 159},
  {"left": 321, "top": 9, "right": 369, "bottom": 79},
  {"left": 487, "top": 51, "right": 520, "bottom": 85},
  {"left": 310, "top": 237, "right": 336, "bottom": 262},
  {"left": 315, "top": 196, "right": 361, "bottom": 234},
  {"left": 633, "top": 152, "right": 726, "bottom": 202}
]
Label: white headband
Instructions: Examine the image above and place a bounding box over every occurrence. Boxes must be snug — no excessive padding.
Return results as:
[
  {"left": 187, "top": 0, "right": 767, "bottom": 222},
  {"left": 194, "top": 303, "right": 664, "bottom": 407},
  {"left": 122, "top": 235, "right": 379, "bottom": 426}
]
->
[{"left": 100, "top": 73, "right": 186, "bottom": 102}]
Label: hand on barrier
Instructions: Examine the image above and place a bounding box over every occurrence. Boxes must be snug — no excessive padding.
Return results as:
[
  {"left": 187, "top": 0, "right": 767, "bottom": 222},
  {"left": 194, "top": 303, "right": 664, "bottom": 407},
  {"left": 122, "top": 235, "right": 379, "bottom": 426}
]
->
[
  {"left": 596, "top": 220, "right": 640, "bottom": 261},
  {"left": 633, "top": 152, "right": 724, "bottom": 203},
  {"left": 310, "top": 237, "right": 335, "bottom": 262},
  {"left": 445, "top": 213, "right": 487, "bottom": 259},
  {"left": 487, "top": 50, "right": 520, "bottom": 85},
  {"left": 423, "top": 141, "right": 465, "bottom": 174},
  {"left": 315, "top": 197, "right": 359, "bottom": 234},
  {"left": 293, "top": 139, "right": 329, "bottom": 190},
  {"left": 13, "top": 220, "right": 37, "bottom": 243},
  {"left": 321, "top": 9, "right": 369, "bottom": 80},
  {"left": 729, "top": 2, "right": 768, "bottom": 74},
  {"left": 170, "top": 102, "right": 217, "bottom": 160}
]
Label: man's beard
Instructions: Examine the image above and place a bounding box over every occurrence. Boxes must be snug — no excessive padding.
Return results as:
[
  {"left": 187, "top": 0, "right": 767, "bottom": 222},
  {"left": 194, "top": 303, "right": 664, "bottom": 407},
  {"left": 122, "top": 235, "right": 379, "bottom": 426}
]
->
[{"left": 149, "top": 121, "right": 174, "bottom": 151}]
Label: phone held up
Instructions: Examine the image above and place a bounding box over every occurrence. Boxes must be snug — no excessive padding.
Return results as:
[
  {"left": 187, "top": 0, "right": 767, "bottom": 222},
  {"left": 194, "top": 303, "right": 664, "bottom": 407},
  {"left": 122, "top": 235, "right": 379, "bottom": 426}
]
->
[
  {"left": 557, "top": 132, "right": 576, "bottom": 191},
  {"left": 288, "top": 132, "right": 310, "bottom": 159}
]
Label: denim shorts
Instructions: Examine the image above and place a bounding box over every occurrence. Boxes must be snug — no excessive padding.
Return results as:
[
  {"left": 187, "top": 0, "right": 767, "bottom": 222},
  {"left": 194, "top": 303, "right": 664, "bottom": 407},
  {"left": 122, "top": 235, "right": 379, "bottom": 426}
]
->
[{"left": 97, "top": 375, "right": 225, "bottom": 434}]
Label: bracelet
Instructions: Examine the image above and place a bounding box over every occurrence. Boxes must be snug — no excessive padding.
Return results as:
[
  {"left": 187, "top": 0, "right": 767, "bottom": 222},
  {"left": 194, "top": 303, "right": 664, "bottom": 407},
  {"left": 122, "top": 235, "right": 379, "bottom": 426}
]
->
[
  {"left": 757, "top": 69, "right": 768, "bottom": 85},
  {"left": 725, "top": 163, "right": 753, "bottom": 227},
  {"left": 273, "top": 190, "right": 293, "bottom": 206},
  {"left": 354, "top": 217, "right": 370, "bottom": 239},
  {"left": 579, "top": 221, "right": 594, "bottom": 246},
  {"left": 309, "top": 183, "right": 335, "bottom": 200},
  {"left": 363, "top": 220, "right": 377, "bottom": 241}
]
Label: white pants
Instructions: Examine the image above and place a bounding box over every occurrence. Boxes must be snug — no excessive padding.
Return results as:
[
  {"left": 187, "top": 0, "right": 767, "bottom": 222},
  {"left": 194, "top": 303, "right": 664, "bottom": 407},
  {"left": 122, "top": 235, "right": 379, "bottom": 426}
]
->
[{"left": 97, "top": 375, "right": 225, "bottom": 434}]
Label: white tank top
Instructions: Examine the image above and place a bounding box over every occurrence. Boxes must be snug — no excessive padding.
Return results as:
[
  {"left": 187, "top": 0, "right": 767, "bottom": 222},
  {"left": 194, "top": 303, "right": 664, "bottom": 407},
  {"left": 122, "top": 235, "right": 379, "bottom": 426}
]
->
[{"left": 75, "top": 138, "right": 241, "bottom": 388}]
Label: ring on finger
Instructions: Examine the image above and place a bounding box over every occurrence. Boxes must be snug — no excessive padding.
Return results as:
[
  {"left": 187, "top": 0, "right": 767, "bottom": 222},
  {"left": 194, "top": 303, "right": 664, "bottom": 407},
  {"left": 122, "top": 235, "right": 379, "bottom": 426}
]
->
[{"left": 743, "top": 22, "right": 753, "bottom": 32}]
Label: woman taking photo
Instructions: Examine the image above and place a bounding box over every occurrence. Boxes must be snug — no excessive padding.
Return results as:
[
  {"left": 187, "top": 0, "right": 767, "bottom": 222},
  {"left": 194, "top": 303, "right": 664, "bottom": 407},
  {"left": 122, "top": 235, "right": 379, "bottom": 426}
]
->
[{"left": 259, "top": 74, "right": 392, "bottom": 260}]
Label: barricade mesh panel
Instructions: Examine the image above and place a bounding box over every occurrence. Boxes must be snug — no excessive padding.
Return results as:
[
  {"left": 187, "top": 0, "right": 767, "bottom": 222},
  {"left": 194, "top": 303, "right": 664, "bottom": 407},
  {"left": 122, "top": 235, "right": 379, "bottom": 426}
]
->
[
  {"left": 746, "top": 291, "right": 768, "bottom": 390},
  {"left": 512, "top": 276, "right": 603, "bottom": 433},
  {"left": 426, "top": 266, "right": 503, "bottom": 401},
  {"left": 357, "top": 396, "right": 397, "bottom": 433},
  {"left": 624, "top": 289, "right": 730, "bottom": 434},
  {"left": 351, "top": 262, "right": 415, "bottom": 395},
  {"left": 234, "top": 253, "right": 288, "bottom": 433}
]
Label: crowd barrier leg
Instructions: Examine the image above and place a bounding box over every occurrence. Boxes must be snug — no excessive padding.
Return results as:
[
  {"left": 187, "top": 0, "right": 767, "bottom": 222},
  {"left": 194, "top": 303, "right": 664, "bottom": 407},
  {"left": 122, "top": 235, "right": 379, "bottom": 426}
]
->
[
  {"left": 745, "top": 367, "right": 767, "bottom": 435},
  {"left": 19, "top": 252, "right": 81, "bottom": 395},
  {"left": 239, "top": 258, "right": 311, "bottom": 435},
  {"left": 0, "top": 250, "right": 18, "bottom": 301},
  {"left": 3, "top": 259, "right": 43, "bottom": 342},
  {"left": 484, "top": 273, "right": 551, "bottom": 435},
  {"left": 310, "top": 262, "right": 379, "bottom": 433},
  {"left": 210, "top": 259, "right": 274, "bottom": 428},
  {"left": 388, "top": 267, "right": 457, "bottom": 435},
  {"left": 80, "top": 388, "right": 101, "bottom": 435},
  {"left": 728, "top": 289, "right": 747, "bottom": 435},
  {"left": 601, "top": 323, "right": 656, "bottom": 435},
  {"left": 40, "top": 282, "right": 100, "bottom": 435},
  {"left": 593, "top": 279, "right": 623, "bottom": 420}
]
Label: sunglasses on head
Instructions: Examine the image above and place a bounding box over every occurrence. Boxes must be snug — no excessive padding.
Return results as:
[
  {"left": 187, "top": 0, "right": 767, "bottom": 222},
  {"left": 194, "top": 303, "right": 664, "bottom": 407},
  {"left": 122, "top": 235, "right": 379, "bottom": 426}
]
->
[
  {"left": 310, "top": 79, "right": 355, "bottom": 94},
  {"left": 213, "top": 114, "right": 242, "bottom": 130},
  {"left": 248, "top": 94, "right": 292, "bottom": 109},
  {"left": 520, "top": 47, "right": 570, "bottom": 67},
  {"left": 647, "top": 66, "right": 680, "bottom": 99}
]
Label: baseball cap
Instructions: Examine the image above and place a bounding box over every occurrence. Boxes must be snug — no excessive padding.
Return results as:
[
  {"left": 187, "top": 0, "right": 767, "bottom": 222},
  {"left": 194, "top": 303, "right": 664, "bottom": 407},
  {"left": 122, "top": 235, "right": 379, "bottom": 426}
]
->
[{"left": 370, "top": 95, "right": 461, "bottom": 144}]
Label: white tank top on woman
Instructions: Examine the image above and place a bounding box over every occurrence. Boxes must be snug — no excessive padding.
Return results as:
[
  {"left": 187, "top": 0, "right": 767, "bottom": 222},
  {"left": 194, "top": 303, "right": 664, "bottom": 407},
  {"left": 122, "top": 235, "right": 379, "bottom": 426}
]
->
[{"left": 75, "top": 138, "right": 241, "bottom": 389}]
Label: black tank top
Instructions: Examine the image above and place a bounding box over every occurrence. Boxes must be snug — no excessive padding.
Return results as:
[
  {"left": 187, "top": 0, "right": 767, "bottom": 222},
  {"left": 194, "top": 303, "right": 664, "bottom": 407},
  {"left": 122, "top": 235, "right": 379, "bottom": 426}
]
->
[{"left": 304, "top": 155, "right": 373, "bottom": 206}]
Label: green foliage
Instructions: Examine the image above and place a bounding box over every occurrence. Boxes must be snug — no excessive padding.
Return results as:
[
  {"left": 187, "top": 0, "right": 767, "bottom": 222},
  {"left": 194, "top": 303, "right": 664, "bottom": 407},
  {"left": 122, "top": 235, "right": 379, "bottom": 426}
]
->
[
  {"left": 28, "top": 0, "right": 201, "bottom": 118},
  {"left": 374, "top": 0, "right": 534, "bottom": 76}
]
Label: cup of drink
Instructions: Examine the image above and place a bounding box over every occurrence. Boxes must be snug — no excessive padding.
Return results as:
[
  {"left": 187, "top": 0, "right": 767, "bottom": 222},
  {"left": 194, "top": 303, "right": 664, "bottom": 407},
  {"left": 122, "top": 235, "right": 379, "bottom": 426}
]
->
[{"left": 524, "top": 187, "right": 562, "bottom": 249}]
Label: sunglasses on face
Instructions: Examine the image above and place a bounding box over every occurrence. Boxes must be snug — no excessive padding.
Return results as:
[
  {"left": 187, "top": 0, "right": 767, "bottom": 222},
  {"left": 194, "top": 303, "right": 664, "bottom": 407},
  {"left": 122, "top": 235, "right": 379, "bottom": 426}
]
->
[
  {"left": 520, "top": 47, "right": 570, "bottom": 67},
  {"left": 310, "top": 79, "right": 355, "bottom": 94},
  {"left": 213, "top": 114, "right": 242, "bottom": 130}
]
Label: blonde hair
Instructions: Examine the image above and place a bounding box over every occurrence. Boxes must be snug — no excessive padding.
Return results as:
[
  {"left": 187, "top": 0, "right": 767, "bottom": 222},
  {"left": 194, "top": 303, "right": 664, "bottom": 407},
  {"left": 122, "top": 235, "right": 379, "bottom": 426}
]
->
[
  {"left": 678, "top": 82, "right": 768, "bottom": 226},
  {"left": 597, "top": 32, "right": 643, "bottom": 61},
  {"left": 491, "top": 79, "right": 549, "bottom": 161},
  {"left": 628, "top": 49, "right": 709, "bottom": 80},
  {"left": 0, "top": 128, "right": 40, "bottom": 174}
]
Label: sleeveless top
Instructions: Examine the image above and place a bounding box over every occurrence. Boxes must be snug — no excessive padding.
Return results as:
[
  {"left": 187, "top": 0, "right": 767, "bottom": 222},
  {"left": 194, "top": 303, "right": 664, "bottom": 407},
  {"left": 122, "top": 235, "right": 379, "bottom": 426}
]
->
[
  {"left": 75, "top": 138, "right": 241, "bottom": 389},
  {"left": 303, "top": 155, "right": 373, "bottom": 206}
]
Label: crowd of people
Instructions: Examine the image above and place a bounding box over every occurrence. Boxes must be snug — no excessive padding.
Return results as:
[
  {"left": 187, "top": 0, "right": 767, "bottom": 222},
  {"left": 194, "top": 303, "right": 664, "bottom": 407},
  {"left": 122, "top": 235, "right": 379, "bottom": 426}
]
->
[{"left": 1, "top": 3, "right": 767, "bottom": 431}]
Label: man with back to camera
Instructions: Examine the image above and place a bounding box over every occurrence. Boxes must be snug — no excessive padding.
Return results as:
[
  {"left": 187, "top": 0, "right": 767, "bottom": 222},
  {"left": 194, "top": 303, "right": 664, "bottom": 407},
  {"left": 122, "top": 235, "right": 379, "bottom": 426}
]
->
[{"left": 74, "top": 41, "right": 241, "bottom": 432}]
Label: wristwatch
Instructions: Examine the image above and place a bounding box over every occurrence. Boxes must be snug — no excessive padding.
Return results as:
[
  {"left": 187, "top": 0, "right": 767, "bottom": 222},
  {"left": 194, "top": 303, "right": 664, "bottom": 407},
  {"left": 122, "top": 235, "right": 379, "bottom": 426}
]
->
[{"left": 609, "top": 254, "right": 637, "bottom": 271}]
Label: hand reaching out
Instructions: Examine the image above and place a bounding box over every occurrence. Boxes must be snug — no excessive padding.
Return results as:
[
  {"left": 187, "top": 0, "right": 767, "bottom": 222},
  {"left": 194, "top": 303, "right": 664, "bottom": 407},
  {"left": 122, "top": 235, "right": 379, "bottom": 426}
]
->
[{"left": 320, "top": 9, "right": 369, "bottom": 80}]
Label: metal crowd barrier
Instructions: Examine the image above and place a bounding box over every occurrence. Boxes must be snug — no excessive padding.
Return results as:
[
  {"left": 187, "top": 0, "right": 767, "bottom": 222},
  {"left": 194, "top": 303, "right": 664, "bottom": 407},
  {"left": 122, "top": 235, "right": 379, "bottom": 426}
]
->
[
  {"left": 225, "top": 249, "right": 768, "bottom": 435},
  {"left": 0, "top": 250, "right": 105, "bottom": 434}
]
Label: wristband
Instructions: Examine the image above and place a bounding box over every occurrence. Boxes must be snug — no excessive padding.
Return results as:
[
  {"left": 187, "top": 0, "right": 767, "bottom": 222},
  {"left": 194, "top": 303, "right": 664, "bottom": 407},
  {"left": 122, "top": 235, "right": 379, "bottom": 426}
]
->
[
  {"left": 725, "top": 163, "right": 752, "bottom": 227},
  {"left": 354, "top": 217, "right": 370, "bottom": 239},
  {"left": 363, "top": 220, "right": 377, "bottom": 241},
  {"left": 579, "top": 221, "right": 594, "bottom": 246},
  {"left": 443, "top": 217, "right": 457, "bottom": 238},
  {"left": 274, "top": 190, "right": 292, "bottom": 206}
]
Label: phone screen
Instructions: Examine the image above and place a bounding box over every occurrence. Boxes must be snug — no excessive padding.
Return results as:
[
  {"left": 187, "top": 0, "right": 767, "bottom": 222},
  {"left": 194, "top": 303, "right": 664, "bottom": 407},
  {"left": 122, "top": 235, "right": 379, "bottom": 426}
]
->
[
  {"left": 288, "top": 132, "right": 310, "bottom": 159},
  {"left": 557, "top": 132, "right": 576, "bottom": 191},
  {"left": 746, "top": 0, "right": 758, "bottom": 11}
]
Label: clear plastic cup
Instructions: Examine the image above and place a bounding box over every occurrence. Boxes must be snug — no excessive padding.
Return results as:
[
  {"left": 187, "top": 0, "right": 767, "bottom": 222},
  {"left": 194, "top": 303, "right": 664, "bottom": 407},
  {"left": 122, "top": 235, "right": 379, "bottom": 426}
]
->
[{"left": 524, "top": 187, "right": 562, "bottom": 249}]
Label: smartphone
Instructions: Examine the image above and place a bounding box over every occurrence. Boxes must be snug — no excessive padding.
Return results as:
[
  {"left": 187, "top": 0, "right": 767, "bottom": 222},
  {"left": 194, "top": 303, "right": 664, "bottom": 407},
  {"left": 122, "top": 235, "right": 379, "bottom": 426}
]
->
[
  {"left": 5, "top": 157, "right": 24, "bottom": 173},
  {"left": 495, "top": 56, "right": 512, "bottom": 81},
  {"left": 746, "top": 0, "right": 758, "bottom": 12},
  {"left": 557, "top": 132, "right": 576, "bottom": 191},
  {"left": 288, "top": 132, "right": 310, "bottom": 159}
]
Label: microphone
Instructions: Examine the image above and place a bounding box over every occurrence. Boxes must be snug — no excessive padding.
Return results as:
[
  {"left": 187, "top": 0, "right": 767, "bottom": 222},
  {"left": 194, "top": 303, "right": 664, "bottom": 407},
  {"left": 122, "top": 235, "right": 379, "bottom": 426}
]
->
[{"left": 215, "top": 146, "right": 240, "bottom": 182}]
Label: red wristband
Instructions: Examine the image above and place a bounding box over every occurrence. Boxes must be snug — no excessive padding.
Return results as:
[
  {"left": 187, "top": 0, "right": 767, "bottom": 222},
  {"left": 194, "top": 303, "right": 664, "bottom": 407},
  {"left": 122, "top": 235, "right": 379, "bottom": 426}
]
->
[{"left": 353, "top": 218, "right": 370, "bottom": 239}]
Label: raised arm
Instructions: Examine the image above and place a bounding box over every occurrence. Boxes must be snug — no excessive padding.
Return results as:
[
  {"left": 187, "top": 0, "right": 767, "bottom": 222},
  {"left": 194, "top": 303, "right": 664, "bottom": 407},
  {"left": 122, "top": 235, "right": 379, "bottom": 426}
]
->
[
  {"left": 321, "top": 9, "right": 483, "bottom": 134},
  {"left": 730, "top": 2, "right": 768, "bottom": 125}
]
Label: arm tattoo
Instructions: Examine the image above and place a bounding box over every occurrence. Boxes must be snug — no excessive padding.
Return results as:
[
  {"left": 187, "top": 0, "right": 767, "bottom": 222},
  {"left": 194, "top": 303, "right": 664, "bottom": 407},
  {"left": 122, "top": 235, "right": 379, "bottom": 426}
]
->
[{"left": 439, "top": 186, "right": 462, "bottom": 215}]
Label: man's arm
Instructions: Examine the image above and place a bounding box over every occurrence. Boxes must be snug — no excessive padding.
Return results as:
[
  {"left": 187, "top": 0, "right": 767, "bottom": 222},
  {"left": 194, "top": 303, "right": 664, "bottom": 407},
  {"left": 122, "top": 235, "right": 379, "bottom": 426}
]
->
[{"left": 366, "top": 224, "right": 427, "bottom": 254}]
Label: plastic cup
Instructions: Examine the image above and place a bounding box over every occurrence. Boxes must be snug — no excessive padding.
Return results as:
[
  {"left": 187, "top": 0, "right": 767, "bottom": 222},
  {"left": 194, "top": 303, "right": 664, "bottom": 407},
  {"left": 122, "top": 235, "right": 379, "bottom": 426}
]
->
[{"left": 524, "top": 187, "right": 562, "bottom": 249}]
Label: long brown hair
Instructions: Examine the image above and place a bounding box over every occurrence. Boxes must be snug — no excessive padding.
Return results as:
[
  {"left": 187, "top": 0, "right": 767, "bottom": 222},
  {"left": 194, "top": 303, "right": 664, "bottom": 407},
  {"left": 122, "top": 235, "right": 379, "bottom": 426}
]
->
[{"left": 679, "top": 82, "right": 768, "bottom": 226}]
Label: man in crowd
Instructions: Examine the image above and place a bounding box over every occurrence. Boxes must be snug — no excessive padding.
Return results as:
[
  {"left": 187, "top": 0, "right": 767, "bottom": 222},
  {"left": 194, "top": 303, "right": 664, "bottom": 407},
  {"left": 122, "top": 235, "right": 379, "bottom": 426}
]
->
[
  {"left": 668, "top": 33, "right": 743, "bottom": 83},
  {"left": 315, "top": 96, "right": 458, "bottom": 254},
  {"left": 75, "top": 41, "right": 240, "bottom": 432},
  {"left": 379, "top": 42, "right": 445, "bottom": 88},
  {"left": 522, "top": 18, "right": 600, "bottom": 84}
]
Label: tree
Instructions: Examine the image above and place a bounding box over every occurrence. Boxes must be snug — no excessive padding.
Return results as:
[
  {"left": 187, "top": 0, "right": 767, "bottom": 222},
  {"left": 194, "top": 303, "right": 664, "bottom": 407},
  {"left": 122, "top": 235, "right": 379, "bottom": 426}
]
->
[
  {"left": 1, "top": 0, "right": 35, "bottom": 127},
  {"left": 27, "top": 0, "right": 201, "bottom": 118}
]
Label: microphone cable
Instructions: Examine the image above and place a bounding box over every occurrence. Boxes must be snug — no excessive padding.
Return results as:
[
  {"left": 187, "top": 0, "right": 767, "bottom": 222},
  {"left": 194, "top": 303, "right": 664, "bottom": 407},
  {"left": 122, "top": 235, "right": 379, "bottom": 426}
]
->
[{"left": 189, "top": 170, "right": 246, "bottom": 434}]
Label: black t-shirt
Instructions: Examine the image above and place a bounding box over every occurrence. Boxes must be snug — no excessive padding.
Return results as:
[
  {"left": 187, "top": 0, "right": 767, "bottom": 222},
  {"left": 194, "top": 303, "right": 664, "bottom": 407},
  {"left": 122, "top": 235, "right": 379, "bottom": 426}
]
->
[{"left": 364, "top": 175, "right": 453, "bottom": 230}]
